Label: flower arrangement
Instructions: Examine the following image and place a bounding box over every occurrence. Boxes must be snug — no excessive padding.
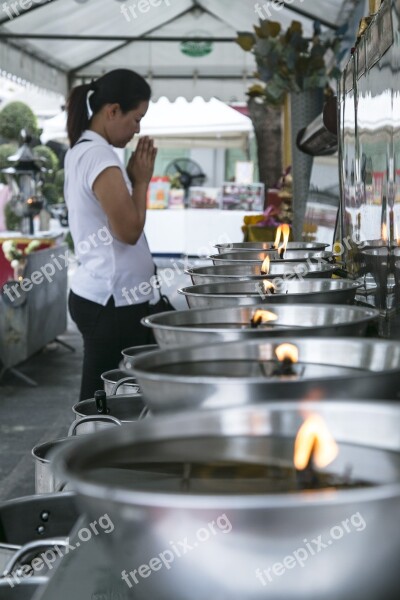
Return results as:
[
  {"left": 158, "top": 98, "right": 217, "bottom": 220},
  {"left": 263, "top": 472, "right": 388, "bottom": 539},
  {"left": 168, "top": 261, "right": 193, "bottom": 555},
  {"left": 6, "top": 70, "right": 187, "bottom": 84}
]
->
[
  {"left": 237, "top": 20, "right": 344, "bottom": 106},
  {"left": 2, "top": 239, "right": 41, "bottom": 279}
]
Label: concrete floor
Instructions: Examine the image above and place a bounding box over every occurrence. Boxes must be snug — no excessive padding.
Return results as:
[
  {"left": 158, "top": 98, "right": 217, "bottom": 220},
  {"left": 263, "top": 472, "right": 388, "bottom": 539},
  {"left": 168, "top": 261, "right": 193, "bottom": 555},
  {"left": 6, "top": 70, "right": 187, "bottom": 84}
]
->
[
  {"left": 0, "top": 258, "right": 199, "bottom": 502},
  {"left": 0, "top": 323, "right": 82, "bottom": 501}
]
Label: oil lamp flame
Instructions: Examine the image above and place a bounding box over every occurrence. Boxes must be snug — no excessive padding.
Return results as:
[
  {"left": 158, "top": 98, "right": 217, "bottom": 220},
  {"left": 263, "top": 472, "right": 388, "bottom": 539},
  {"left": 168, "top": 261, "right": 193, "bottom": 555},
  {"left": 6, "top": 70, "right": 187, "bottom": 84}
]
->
[
  {"left": 382, "top": 223, "right": 388, "bottom": 243},
  {"left": 262, "top": 280, "right": 276, "bottom": 295},
  {"left": 261, "top": 255, "right": 270, "bottom": 274},
  {"left": 251, "top": 309, "right": 278, "bottom": 327},
  {"left": 274, "top": 224, "right": 290, "bottom": 257},
  {"left": 294, "top": 414, "right": 339, "bottom": 471},
  {"left": 275, "top": 343, "right": 299, "bottom": 364},
  {"left": 273, "top": 226, "right": 283, "bottom": 249}
]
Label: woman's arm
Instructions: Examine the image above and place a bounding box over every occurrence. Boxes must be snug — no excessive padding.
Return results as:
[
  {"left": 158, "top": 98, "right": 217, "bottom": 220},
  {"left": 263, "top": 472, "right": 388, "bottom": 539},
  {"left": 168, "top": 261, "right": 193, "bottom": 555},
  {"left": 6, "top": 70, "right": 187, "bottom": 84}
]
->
[{"left": 92, "top": 137, "right": 157, "bottom": 245}]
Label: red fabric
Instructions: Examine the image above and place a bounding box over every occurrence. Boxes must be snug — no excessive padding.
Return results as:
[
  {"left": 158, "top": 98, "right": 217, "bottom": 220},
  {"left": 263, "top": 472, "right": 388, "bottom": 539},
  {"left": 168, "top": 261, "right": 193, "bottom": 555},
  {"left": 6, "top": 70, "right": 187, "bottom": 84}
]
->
[{"left": 0, "top": 240, "right": 54, "bottom": 287}]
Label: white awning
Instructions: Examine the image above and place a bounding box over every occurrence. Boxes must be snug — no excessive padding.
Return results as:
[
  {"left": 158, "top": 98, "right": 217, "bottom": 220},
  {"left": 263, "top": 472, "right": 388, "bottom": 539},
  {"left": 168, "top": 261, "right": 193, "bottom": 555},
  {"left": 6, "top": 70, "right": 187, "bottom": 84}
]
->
[
  {"left": 0, "top": 0, "right": 366, "bottom": 101},
  {"left": 41, "top": 96, "right": 253, "bottom": 149}
]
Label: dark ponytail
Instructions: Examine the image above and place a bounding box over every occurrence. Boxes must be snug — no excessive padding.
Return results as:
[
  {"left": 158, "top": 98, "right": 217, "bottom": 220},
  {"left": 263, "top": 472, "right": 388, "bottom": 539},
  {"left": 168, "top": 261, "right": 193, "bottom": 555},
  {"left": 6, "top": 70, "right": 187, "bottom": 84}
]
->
[{"left": 66, "top": 69, "right": 151, "bottom": 147}]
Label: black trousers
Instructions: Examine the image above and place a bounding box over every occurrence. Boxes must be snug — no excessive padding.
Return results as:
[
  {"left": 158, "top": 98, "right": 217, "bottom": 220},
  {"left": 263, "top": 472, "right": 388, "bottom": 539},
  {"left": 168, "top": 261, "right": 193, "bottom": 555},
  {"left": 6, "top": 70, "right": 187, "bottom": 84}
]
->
[{"left": 69, "top": 290, "right": 154, "bottom": 401}]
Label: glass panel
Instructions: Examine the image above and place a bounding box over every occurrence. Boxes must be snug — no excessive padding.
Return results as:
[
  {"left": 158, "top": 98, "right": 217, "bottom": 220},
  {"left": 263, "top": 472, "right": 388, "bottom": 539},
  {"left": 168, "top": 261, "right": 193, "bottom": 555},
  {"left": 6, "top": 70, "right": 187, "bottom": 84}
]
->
[{"left": 339, "top": 0, "right": 398, "bottom": 315}]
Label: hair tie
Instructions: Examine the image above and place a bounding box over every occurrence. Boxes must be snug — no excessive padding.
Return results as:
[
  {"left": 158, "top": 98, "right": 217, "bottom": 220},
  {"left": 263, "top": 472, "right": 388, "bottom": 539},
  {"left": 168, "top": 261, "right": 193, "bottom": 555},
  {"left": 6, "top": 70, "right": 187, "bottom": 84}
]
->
[{"left": 86, "top": 89, "right": 95, "bottom": 119}]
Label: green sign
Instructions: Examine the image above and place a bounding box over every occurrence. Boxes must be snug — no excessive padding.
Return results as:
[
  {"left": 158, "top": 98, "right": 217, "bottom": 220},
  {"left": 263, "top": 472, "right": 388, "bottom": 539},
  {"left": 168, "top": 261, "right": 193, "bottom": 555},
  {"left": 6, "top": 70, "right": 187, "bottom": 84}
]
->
[{"left": 180, "top": 31, "right": 213, "bottom": 57}]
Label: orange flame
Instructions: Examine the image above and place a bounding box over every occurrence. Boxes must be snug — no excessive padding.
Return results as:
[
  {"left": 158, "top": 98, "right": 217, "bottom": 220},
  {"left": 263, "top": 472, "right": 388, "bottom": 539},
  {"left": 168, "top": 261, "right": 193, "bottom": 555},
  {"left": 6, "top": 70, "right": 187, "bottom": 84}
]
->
[
  {"left": 395, "top": 223, "right": 400, "bottom": 247},
  {"left": 262, "top": 280, "right": 276, "bottom": 295},
  {"left": 261, "top": 255, "right": 270, "bottom": 274},
  {"left": 274, "top": 224, "right": 290, "bottom": 255},
  {"left": 274, "top": 226, "right": 283, "bottom": 249},
  {"left": 382, "top": 223, "right": 388, "bottom": 243},
  {"left": 294, "top": 414, "right": 339, "bottom": 470},
  {"left": 275, "top": 343, "right": 299, "bottom": 364},
  {"left": 251, "top": 309, "right": 278, "bottom": 324}
]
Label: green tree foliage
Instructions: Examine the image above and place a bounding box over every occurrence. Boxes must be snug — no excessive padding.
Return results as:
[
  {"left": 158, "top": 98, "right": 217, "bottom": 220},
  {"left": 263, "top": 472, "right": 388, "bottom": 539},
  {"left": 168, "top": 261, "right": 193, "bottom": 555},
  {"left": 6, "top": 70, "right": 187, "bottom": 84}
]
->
[
  {"left": 54, "top": 168, "right": 65, "bottom": 195},
  {"left": 0, "top": 102, "right": 38, "bottom": 141},
  {"left": 33, "top": 145, "right": 59, "bottom": 181},
  {"left": 0, "top": 143, "right": 18, "bottom": 184},
  {"left": 42, "top": 182, "right": 61, "bottom": 205}
]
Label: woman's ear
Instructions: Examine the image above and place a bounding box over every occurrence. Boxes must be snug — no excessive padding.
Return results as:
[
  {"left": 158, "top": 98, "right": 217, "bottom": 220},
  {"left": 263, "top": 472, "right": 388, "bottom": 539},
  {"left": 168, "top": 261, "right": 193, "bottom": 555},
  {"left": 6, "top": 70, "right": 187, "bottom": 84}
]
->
[{"left": 105, "top": 103, "right": 121, "bottom": 120}]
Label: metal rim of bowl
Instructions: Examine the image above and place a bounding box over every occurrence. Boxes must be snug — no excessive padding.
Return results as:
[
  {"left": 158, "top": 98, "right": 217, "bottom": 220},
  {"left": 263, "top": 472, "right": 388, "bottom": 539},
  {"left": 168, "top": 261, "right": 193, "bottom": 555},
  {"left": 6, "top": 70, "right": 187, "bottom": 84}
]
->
[
  {"left": 178, "top": 279, "right": 362, "bottom": 299},
  {"left": 54, "top": 400, "right": 400, "bottom": 510},
  {"left": 141, "top": 304, "right": 379, "bottom": 335},
  {"left": 184, "top": 263, "right": 340, "bottom": 280},
  {"left": 130, "top": 335, "right": 400, "bottom": 386}
]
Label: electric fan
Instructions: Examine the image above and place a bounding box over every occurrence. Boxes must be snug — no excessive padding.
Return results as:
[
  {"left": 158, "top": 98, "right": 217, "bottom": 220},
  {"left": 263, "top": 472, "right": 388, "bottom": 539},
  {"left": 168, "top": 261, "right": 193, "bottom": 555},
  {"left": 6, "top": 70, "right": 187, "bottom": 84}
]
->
[{"left": 165, "top": 158, "right": 206, "bottom": 197}]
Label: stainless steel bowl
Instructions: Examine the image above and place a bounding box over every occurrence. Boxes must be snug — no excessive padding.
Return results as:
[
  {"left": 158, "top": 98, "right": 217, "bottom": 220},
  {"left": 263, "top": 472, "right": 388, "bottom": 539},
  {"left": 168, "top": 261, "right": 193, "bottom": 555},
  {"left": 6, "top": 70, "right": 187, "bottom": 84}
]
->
[
  {"left": 179, "top": 279, "right": 360, "bottom": 309},
  {"left": 130, "top": 337, "right": 400, "bottom": 412},
  {"left": 55, "top": 401, "right": 400, "bottom": 599},
  {"left": 32, "top": 416, "right": 121, "bottom": 493},
  {"left": 101, "top": 369, "right": 141, "bottom": 396},
  {"left": 142, "top": 304, "right": 378, "bottom": 349},
  {"left": 73, "top": 394, "right": 149, "bottom": 427},
  {"left": 121, "top": 344, "right": 159, "bottom": 371},
  {"left": 215, "top": 241, "right": 330, "bottom": 253},
  {"left": 186, "top": 263, "right": 339, "bottom": 285},
  {"left": 210, "top": 250, "right": 335, "bottom": 265}
]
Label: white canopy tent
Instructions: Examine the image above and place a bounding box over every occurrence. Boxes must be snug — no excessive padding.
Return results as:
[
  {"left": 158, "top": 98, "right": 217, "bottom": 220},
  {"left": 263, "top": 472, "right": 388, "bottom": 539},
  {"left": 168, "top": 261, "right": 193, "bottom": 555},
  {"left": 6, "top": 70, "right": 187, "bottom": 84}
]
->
[
  {"left": 0, "top": 0, "right": 367, "bottom": 102},
  {"left": 41, "top": 96, "right": 253, "bottom": 149}
]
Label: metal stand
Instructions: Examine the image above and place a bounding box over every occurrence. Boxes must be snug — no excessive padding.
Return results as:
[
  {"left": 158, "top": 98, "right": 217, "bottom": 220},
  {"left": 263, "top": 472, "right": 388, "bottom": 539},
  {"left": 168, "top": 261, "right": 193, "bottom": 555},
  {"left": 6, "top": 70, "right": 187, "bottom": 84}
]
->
[
  {"left": 0, "top": 337, "right": 74, "bottom": 387},
  {"left": 54, "top": 338, "right": 75, "bottom": 353},
  {"left": 0, "top": 365, "right": 37, "bottom": 386}
]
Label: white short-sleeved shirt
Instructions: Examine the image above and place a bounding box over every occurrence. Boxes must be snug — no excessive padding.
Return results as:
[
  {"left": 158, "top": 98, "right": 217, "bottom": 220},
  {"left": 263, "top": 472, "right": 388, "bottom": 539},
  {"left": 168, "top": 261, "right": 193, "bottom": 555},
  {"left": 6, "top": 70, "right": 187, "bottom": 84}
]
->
[{"left": 64, "top": 130, "right": 155, "bottom": 306}]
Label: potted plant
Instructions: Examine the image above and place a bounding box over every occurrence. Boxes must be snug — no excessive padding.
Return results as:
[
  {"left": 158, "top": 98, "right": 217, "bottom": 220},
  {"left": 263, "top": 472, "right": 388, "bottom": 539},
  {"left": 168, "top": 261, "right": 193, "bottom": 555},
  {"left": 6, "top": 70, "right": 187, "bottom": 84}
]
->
[
  {"left": 237, "top": 19, "right": 345, "bottom": 238},
  {"left": 237, "top": 20, "right": 343, "bottom": 106}
]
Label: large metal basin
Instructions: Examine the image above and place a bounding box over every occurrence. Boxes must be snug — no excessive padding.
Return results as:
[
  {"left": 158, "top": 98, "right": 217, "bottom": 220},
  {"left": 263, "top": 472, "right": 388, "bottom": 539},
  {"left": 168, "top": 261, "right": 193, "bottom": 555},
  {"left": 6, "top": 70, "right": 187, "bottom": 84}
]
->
[
  {"left": 186, "top": 263, "right": 339, "bottom": 285},
  {"left": 210, "top": 250, "right": 335, "bottom": 265},
  {"left": 216, "top": 241, "right": 330, "bottom": 253},
  {"left": 130, "top": 337, "right": 400, "bottom": 413},
  {"left": 142, "top": 304, "right": 378, "bottom": 348},
  {"left": 55, "top": 401, "right": 400, "bottom": 599},
  {"left": 179, "top": 279, "right": 360, "bottom": 309}
]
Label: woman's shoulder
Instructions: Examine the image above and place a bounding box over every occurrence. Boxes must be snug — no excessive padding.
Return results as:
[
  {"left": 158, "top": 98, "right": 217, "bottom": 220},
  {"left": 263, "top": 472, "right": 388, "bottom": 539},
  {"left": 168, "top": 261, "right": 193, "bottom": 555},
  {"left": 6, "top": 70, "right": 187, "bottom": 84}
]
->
[{"left": 68, "top": 139, "right": 122, "bottom": 171}]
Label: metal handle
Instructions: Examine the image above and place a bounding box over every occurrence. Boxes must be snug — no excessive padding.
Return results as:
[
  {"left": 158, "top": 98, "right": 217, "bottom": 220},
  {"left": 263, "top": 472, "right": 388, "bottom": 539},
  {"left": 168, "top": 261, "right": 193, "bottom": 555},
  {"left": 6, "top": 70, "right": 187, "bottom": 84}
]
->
[
  {"left": 110, "top": 377, "right": 139, "bottom": 396},
  {"left": 94, "top": 389, "right": 108, "bottom": 414},
  {"left": 2, "top": 539, "right": 68, "bottom": 576},
  {"left": 68, "top": 415, "right": 122, "bottom": 437}
]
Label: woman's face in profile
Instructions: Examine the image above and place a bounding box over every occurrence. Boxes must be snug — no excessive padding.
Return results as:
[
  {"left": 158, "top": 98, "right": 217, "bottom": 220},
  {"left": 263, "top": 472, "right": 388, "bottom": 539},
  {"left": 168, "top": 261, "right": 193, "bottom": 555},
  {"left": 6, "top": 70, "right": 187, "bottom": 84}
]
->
[{"left": 109, "top": 100, "right": 149, "bottom": 147}]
